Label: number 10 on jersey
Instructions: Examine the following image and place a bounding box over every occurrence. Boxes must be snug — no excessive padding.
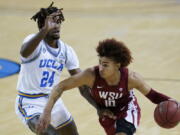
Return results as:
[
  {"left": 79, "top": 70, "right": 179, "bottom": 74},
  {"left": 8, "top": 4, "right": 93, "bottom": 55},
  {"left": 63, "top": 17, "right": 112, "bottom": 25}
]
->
[{"left": 40, "top": 71, "right": 55, "bottom": 87}]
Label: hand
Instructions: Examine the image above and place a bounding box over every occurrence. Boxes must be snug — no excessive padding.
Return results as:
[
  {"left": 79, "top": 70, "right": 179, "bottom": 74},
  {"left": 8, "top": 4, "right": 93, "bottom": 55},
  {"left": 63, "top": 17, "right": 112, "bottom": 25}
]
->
[
  {"left": 43, "top": 10, "right": 62, "bottom": 32},
  {"left": 168, "top": 98, "right": 178, "bottom": 102},
  {"left": 97, "top": 108, "right": 117, "bottom": 120},
  {"left": 168, "top": 99, "right": 180, "bottom": 107},
  {"left": 36, "top": 112, "right": 51, "bottom": 134}
]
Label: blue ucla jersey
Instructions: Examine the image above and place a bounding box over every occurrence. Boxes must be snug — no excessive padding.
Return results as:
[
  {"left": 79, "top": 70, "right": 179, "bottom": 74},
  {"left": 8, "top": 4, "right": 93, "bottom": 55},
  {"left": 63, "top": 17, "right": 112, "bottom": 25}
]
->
[{"left": 17, "top": 34, "right": 79, "bottom": 94}]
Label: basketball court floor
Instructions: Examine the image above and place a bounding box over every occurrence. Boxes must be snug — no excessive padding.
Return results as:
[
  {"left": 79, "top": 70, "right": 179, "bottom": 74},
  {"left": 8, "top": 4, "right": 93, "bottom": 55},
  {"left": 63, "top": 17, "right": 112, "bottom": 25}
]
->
[{"left": 0, "top": 0, "right": 179, "bottom": 135}]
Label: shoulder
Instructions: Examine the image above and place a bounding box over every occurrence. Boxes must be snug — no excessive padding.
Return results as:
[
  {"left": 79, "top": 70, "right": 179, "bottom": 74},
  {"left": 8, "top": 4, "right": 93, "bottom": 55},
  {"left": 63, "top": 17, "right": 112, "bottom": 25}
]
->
[
  {"left": 129, "top": 70, "right": 141, "bottom": 80},
  {"left": 128, "top": 70, "right": 144, "bottom": 89},
  {"left": 59, "top": 40, "right": 73, "bottom": 50},
  {"left": 71, "top": 67, "right": 95, "bottom": 84},
  {"left": 84, "top": 67, "right": 95, "bottom": 76},
  {"left": 82, "top": 67, "right": 95, "bottom": 86},
  {"left": 59, "top": 40, "right": 77, "bottom": 56},
  {"left": 78, "top": 67, "right": 95, "bottom": 82},
  {"left": 58, "top": 39, "right": 66, "bottom": 46}
]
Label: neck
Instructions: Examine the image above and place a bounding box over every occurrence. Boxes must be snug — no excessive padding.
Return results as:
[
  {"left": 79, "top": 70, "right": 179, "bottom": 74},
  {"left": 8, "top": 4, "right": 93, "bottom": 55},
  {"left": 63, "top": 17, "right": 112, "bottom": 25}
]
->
[
  {"left": 44, "top": 39, "right": 58, "bottom": 48},
  {"left": 105, "top": 70, "right": 121, "bottom": 86}
]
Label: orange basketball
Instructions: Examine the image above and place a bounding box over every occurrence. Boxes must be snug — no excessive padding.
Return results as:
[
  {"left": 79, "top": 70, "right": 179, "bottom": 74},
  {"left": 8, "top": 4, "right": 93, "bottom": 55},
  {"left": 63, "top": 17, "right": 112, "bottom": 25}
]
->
[{"left": 154, "top": 100, "right": 180, "bottom": 128}]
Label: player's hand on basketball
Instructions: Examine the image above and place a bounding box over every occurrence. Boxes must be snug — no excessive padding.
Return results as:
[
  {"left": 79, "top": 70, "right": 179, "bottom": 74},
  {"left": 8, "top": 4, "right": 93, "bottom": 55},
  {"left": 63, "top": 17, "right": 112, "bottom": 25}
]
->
[
  {"left": 36, "top": 112, "right": 51, "bottom": 134},
  {"left": 168, "top": 99, "right": 180, "bottom": 107},
  {"left": 168, "top": 98, "right": 179, "bottom": 102},
  {"left": 97, "top": 108, "right": 117, "bottom": 120}
]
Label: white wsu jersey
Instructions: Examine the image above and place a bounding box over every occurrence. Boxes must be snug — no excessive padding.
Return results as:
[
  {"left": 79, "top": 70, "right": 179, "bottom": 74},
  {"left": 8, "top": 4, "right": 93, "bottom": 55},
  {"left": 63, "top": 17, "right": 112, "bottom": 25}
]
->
[{"left": 17, "top": 34, "right": 79, "bottom": 94}]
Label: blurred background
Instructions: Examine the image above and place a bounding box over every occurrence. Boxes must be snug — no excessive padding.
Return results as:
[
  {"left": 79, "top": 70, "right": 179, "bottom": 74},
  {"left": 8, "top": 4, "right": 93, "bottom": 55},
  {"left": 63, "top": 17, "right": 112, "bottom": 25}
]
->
[{"left": 0, "top": 0, "right": 180, "bottom": 134}]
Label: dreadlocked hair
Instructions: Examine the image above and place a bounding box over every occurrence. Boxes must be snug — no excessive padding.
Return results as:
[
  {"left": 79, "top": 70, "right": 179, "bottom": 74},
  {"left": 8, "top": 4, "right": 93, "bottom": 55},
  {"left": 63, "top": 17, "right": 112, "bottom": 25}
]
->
[
  {"left": 96, "top": 38, "right": 133, "bottom": 67},
  {"left": 31, "top": 2, "right": 65, "bottom": 29}
]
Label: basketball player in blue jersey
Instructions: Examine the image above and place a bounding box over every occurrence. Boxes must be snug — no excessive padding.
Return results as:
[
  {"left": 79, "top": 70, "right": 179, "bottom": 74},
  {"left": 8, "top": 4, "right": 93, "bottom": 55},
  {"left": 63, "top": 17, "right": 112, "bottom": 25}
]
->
[
  {"left": 37, "top": 38, "right": 176, "bottom": 135},
  {"left": 15, "top": 2, "right": 96, "bottom": 135}
]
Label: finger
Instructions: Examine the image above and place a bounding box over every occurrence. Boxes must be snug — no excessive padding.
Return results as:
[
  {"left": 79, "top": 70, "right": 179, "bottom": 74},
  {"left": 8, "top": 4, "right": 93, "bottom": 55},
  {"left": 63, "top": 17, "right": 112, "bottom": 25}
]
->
[
  {"left": 46, "top": 15, "right": 54, "bottom": 21},
  {"left": 168, "top": 99, "right": 176, "bottom": 101},
  {"left": 49, "top": 12, "right": 62, "bottom": 17},
  {"left": 38, "top": 120, "right": 45, "bottom": 133},
  {"left": 55, "top": 9, "right": 63, "bottom": 14},
  {"left": 36, "top": 122, "right": 41, "bottom": 134},
  {"left": 41, "top": 120, "right": 46, "bottom": 130},
  {"left": 102, "top": 111, "right": 108, "bottom": 117},
  {"left": 103, "top": 111, "right": 116, "bottom": 119},
  {"left": 111, "top": 115, "right": 117, "bottom": 120},
  {"left": 44, "top": 121, "right": 49, "bottom": 129},
  {"left": 53, "top": 15, "right": 61, "bottom": 23},
  {"left": 103, "top": 111, "right": 111, "bottom": 115},
  {"left": 103, "top": 112, "right": 112, "bottom": 118},
  {"left": 107, "top": 114, "right": 114, "bottom": 119}
]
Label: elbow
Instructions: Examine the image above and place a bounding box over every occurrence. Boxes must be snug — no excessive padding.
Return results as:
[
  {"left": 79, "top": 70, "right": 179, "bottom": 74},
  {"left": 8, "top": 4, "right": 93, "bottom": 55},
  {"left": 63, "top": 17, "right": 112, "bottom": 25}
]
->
[
  {"left": 51, "top": 84, "right": 65, "bottom": 100},
  {"left": 56, "top": 83, "right": 67, "bottom": 93},
  {"left": 20, "top": 47, "right": 28, "bottom": 58},
  {"left": 79, "top": 85, "right": 90, "bottom": 97},
  {"left": 20, "top": 44, "right": 31, "bottom": 58},
  {"left": 20, "top": 50, "right": 25, "bottom": 57}
]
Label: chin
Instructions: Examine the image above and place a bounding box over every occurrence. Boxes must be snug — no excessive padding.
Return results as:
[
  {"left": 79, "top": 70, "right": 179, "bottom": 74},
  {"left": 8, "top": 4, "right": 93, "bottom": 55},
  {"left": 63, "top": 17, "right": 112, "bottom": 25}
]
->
[{"left": 52, "top": 36, "right": 60, "bottom": 40}]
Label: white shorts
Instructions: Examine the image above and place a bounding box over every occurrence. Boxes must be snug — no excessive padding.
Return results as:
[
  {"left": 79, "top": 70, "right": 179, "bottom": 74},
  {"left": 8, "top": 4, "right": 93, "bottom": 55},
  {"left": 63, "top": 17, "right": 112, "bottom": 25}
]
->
[
  {"left": 125, "top": 107, "right": 140, "bottom": 128},
  {"left": 15, "top": 94, "right": 72, "bottom": 129}
]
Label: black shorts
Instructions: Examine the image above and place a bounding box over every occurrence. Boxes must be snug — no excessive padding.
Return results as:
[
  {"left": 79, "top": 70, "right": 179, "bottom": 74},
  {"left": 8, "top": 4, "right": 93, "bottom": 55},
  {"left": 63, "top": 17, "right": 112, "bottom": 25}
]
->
[{"left": 115, "top": 119, "right": 136, "bottom": 135}]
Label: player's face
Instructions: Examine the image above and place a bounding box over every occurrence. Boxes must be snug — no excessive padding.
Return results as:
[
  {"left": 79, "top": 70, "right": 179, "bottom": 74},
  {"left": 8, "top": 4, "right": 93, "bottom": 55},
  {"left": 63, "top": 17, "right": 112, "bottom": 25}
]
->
[
  {"left": 99, "top": 57, "right": 120, "bottom": 79},
  {"left": 46, "top": 15, "right": 62, "bottom": 40},
  {"left": 47, "top": 24, "right": 61, "bottom": 40}
]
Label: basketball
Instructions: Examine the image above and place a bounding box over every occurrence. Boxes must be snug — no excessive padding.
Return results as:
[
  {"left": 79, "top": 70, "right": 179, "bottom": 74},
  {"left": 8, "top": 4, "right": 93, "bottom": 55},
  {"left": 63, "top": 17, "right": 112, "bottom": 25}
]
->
[{"left": 154, "top": 100, "right": 180, "bottom": 128}]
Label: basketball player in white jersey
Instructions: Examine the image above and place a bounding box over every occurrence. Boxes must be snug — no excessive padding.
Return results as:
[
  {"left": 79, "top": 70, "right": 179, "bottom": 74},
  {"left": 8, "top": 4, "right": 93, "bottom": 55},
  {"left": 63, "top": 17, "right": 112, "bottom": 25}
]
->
[{"left": 15, "top": 2, "right": 96, "bottom": 135}]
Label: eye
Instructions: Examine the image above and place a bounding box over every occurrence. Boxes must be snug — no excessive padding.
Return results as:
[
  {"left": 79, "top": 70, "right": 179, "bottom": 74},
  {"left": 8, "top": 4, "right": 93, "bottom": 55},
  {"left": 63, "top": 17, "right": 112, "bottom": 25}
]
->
[
  {"left": 56, "top": 19, "right": 61, "bottom": 24},
  {"left": 53, "top": 15, "right": 62, "bottom": 24},
  {"left": 102, "top": 63, "right": 108, "bottom": 67}
]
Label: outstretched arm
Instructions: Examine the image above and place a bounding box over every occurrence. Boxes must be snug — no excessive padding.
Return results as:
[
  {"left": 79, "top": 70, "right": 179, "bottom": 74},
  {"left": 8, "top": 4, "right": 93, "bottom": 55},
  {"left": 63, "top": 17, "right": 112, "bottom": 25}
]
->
[
  {"left": 21, "top": 11, "right": 62, "bottom": 57},
  {"left": 36, "top": 68, "right": 93, "bottom": 133},
  {"left": 68, "top": 68, "right": 100, "bottom": 109},
  {"left": 128, "top": 71, "right": 170, "bottom": 104}
]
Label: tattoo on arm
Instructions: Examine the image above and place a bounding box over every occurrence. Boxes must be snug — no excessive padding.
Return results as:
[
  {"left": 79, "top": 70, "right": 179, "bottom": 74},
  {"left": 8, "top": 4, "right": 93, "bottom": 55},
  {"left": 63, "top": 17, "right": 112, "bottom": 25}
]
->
[{"left": 79, "top": 85, "right": 99, "bottom": 109}]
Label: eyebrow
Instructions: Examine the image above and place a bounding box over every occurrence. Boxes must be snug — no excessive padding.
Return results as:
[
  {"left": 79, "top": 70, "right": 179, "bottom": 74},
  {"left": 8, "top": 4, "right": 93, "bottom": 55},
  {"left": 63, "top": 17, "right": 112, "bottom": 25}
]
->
[
  {"left": 99, "top": 58, "right": 110, "bottom": 64},
  {"left": 100, "top": 61, "right": 109, "bottom": 64}
]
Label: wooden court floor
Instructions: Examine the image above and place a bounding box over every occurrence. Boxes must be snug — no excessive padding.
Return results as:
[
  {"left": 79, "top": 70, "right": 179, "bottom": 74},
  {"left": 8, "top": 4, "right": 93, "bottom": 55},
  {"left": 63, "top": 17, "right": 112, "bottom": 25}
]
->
[{"left": 0, "top": 0, "right": 180, "bottom": 135}]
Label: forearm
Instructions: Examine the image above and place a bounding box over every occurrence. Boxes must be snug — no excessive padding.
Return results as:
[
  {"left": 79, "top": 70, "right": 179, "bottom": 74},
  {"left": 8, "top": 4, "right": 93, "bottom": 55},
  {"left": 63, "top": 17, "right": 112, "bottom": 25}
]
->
[
  {"left": 79, "top": 85, "right": 100, "bottom": 109},
  {"left": 44, "top": 85, "right": 64, "bottom": 113},
  {"left": 145, "top": 88, "right": 170, "bottom": 104},
  {"left": 20, "top": 28, "right": 48, "bottom": 57}
]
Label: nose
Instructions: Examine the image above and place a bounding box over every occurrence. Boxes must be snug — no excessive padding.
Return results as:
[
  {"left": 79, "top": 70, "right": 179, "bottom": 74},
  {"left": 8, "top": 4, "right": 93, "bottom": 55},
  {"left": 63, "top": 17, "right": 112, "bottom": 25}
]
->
[{"left": 55, "top": 23, "right": 60, "bottom": 29}]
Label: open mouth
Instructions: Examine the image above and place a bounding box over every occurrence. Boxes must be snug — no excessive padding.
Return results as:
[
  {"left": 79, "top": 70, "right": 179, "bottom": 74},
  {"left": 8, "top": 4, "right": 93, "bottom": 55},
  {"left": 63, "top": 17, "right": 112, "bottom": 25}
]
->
[{"left": 53, "top": 30, "right": 59, "bottom": 34}]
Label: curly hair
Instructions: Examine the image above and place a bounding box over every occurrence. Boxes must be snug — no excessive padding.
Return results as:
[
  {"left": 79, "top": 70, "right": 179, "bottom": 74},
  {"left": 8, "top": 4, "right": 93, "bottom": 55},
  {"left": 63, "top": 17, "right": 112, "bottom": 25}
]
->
[
  {"left": 96, "top": 38, "right": 133, "bottom": 67},
  {"left": 31, "top": 2, "right": 65, "bottom": 29}
]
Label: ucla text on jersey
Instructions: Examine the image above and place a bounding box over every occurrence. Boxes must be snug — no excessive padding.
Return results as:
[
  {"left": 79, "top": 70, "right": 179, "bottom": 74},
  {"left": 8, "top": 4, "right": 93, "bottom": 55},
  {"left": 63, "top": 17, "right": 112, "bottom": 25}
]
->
[{"left": 39, "top": 59, "right": 64, "bottom": 71}]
